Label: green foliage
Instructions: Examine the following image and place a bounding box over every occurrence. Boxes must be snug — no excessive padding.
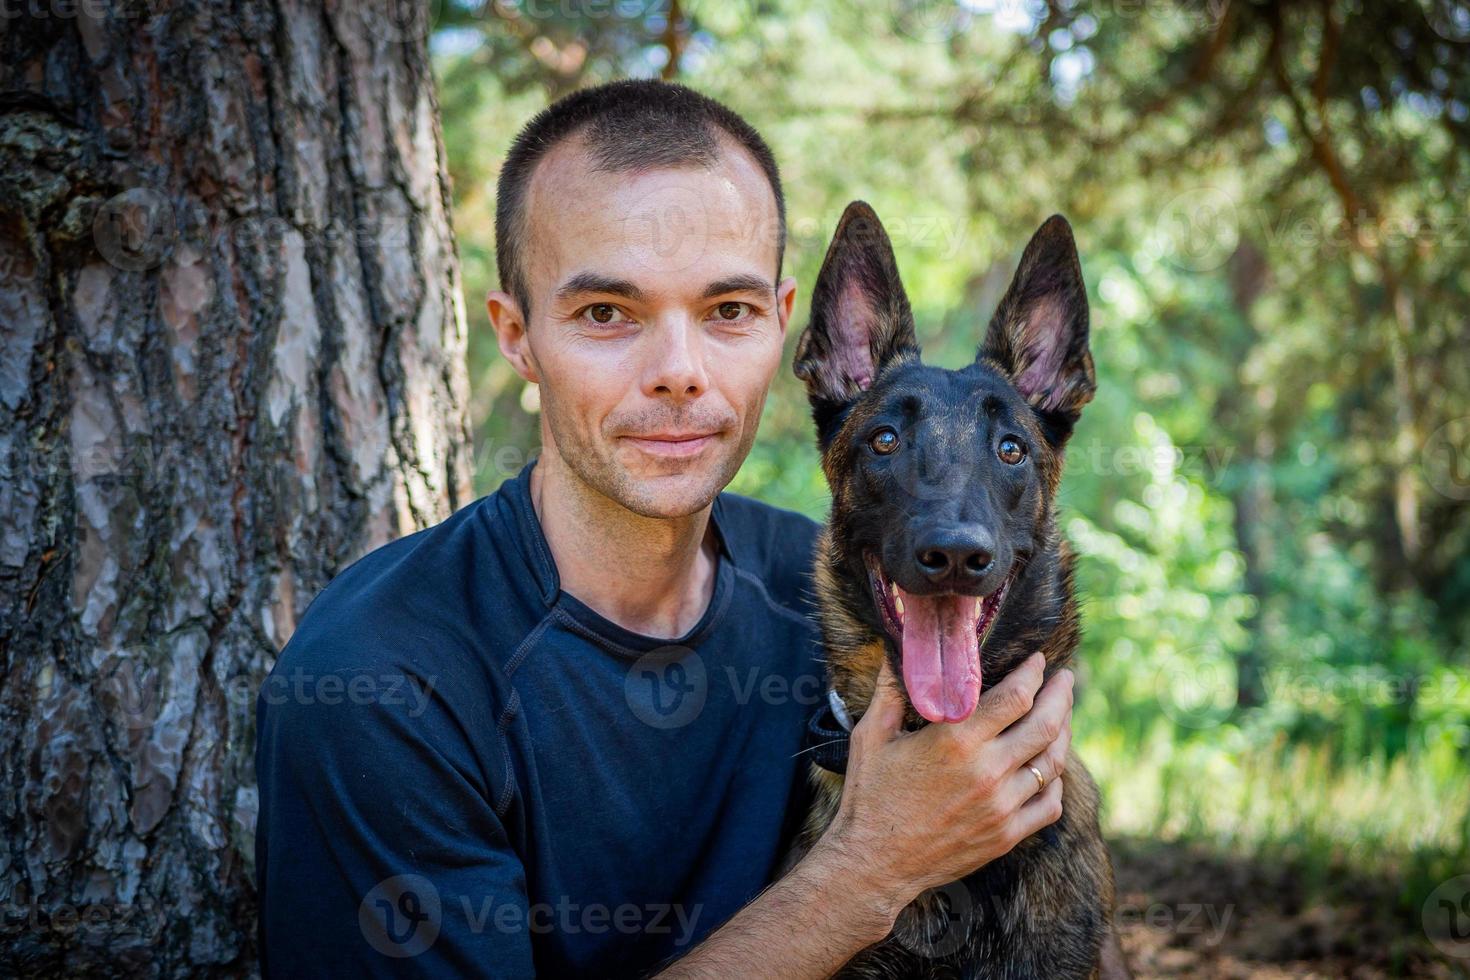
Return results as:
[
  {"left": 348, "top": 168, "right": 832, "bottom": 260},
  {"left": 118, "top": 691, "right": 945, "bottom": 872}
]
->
[{"left": 432, "top": 0, "right": 1470, "bottom": 910}]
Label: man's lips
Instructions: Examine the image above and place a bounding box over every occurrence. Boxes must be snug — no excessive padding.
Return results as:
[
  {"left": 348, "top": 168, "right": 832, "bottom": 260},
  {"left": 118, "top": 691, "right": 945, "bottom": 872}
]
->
[{"left": 620, "top": 431, "right": 722, "bottom": 458}]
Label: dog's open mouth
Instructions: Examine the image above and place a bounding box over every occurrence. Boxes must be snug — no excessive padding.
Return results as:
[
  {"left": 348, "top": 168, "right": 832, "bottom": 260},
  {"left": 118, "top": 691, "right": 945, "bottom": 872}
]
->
[{"left": 865, "top": 554, "right": 1015, "bottom": 725}]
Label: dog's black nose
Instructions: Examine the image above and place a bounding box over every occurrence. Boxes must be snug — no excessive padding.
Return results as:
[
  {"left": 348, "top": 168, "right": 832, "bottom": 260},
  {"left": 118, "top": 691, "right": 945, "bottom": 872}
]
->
[{"left": 913, "top": 527, "right": 994, "bottom": 586}]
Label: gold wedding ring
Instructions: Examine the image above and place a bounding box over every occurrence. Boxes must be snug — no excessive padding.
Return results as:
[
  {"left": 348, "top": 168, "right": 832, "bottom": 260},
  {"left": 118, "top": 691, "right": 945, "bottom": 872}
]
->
[{"left": 1027, "top": 764, "right": 1046, "bottom": 793}]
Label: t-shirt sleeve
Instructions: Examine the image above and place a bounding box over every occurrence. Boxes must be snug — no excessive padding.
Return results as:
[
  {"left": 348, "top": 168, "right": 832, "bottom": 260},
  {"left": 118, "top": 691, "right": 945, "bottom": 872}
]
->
[{"left": 254, "top": 635, "right": 534, "bottom": 978}]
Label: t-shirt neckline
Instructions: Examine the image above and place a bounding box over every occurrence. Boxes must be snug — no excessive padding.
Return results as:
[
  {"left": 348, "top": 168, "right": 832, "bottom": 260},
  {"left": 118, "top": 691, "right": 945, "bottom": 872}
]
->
[{"left": 503, "top": 457, "right": 738, "bottom": 655}]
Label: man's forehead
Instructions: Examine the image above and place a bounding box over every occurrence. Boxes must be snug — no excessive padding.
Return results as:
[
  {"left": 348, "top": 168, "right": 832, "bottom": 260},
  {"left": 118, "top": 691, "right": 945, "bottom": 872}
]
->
[{"left": 522, "top": 134, "right": 781, "bottom": 298}]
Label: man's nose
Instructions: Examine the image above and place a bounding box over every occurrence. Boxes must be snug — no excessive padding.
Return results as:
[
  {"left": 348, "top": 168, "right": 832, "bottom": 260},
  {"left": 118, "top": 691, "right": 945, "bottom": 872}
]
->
[
  {"left": 643, "top": 318, "right": 709, "bottom": 398},
  {"left": 911, "top": 523, "right": 995, "bottom": 588}
]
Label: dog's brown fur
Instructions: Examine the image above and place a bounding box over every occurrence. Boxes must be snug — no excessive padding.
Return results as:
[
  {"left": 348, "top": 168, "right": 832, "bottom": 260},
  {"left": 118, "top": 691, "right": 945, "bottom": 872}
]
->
[{"left": 791, "top": 203, "right": 1128, "bottom": 979}]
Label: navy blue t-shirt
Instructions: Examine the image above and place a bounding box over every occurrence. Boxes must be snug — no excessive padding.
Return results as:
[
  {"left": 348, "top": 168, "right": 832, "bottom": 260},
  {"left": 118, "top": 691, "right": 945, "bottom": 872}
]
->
[{"left": 254, "top": 459, "right": 825, "bottom": 977}]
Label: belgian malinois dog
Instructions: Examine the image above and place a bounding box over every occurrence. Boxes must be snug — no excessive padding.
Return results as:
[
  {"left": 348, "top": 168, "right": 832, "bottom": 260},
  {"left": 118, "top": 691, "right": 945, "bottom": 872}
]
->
[{"left": 791, "top": 203, "right": 1125, "bottom": 978}]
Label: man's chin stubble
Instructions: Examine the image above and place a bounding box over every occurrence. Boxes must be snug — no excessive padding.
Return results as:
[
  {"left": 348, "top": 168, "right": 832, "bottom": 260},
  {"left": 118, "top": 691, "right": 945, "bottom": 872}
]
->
[{"left": 607, "top": 464, "right": 731, "bottom": 519}]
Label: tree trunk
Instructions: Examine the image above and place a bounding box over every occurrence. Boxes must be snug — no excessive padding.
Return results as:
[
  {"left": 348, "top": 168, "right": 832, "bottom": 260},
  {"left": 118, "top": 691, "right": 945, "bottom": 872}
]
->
[
  {"left": 0, "top": 3, "right": 470, "bottom": 975},
  {"left": 1223, "top": 241, "right": 1274, "bottom": 710}
]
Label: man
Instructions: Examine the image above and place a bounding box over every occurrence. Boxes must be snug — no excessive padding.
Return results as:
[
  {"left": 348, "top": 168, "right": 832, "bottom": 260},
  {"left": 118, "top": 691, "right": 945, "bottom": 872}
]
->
[{"left": 255, "top": 80, "right": 1074, "bottom": 978}]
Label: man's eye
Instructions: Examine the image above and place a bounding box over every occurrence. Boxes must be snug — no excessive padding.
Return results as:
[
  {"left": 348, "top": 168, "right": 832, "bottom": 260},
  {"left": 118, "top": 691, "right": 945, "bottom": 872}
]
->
[
  {"left": 713, "top": 302, "right": 750, "bottom": 321},
  {"left": 583, "top": 304, "right": 622, "bottom": 325}
]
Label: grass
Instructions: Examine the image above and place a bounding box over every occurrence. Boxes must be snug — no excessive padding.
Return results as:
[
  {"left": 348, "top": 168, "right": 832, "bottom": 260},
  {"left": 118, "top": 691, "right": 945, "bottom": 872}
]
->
[{"left": 1083, "top": 725, "right": 1470, "bottom": 917}]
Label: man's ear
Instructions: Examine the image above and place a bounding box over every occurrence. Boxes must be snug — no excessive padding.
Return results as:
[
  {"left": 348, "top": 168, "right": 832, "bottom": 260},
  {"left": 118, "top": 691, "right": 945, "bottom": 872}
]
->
[
  {"left": 487, "top": 290, "right": 540, "bottom": 383},
  {"left": 775, "top": 275, "right": 798, "bottom": 336},
  {"left": 793, "top": 201, "right": 919, "bottom": 444},
  {"left": 977, "top": 215, "right": 1095, "bottom": 446}
]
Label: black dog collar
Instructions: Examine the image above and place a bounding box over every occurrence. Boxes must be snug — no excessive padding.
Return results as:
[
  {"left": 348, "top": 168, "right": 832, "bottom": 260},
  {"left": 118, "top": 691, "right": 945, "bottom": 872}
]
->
[{"left": 806, "top": 689, "right": 853, "bottom": 775}]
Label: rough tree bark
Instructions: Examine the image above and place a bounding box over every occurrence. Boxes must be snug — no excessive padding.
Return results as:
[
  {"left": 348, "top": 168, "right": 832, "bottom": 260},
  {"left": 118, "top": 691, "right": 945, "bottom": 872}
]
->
[{"left": 0, "top": 2, "right": 471, "bottom": 975}]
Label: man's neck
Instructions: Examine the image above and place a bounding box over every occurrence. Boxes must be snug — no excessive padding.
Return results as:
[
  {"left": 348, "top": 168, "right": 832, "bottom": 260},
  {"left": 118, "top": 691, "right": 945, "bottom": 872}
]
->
[{"left": 529, "top": 452, "right": 719, "bottom": 641}]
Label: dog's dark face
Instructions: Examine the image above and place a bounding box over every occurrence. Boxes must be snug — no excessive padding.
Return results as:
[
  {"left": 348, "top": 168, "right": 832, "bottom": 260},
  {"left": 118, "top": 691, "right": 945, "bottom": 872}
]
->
[{"left": 794, "top": 202, "right": 1095, "bottom": 725}]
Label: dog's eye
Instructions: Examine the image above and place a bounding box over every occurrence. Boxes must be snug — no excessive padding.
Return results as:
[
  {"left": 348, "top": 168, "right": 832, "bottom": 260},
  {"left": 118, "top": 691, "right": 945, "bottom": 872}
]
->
[
  {"left": 869, "top": 428, "right": 900, "bottom": 455},
  {"left": 998, "top": 437, "right": 1027, "bottom": 465}
]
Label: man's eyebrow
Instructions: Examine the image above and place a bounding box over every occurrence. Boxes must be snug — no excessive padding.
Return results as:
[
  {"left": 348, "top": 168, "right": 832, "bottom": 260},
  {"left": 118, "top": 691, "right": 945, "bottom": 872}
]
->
[
  {"left": 700, "top": 274, "right": 777, "bottom": 300},
  {"left": 556, "top": 273, "right": 646, "bottom": 302}
]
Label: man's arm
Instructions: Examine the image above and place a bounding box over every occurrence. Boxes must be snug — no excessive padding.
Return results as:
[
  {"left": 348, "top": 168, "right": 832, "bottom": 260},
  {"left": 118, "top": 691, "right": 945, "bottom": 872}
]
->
[
  {"left": 650, "top": 837, "right": 898, "bottom": 979},
  {"left": 255, "top": 646, "right": 537, "bottom": 978},
  {"left": 655, "top": 652, "right": 1072, "bottom": 979}
]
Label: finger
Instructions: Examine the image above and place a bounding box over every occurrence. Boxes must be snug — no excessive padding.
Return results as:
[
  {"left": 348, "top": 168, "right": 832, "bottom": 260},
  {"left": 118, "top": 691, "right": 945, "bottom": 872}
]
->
[
  {"left": 1000, "top": 721, "right": 1071, "bottom": 812},
  {"left": 964, "top": 651, "right": 1046, "bottom": 741},
  {"left": 994, "top": 666, "right": 1073, "bottom": 769},
  {"left": 1007, "top": 774, "right": 1064, "bottom": 843},
  {"left": 852, "top": 658, "right": 904, "bottom": 749}
]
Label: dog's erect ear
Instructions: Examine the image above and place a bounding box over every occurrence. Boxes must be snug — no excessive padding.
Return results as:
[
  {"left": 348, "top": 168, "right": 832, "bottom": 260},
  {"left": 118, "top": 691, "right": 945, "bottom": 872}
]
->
[
  {"left": 978, "top": 215, "right": 1095, "bottom": 445},
  {"left": 794, "top": 201, "right": 919, "bottom": 442}
]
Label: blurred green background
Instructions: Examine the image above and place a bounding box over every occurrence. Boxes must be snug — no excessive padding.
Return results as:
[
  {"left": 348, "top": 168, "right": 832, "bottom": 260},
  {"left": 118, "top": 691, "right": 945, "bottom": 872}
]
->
[{"left": 429, "top": 1, "right": 1469, "bottom": 971}]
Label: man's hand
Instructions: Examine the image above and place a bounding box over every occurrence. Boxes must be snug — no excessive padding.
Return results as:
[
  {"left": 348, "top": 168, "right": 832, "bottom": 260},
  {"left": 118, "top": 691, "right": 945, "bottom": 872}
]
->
[
  {"left": 656, "top": 650, "right": 1073, "bottom": 979},
  {"left": 811, "top": 650, "right": 1073, "bottom": 936}
]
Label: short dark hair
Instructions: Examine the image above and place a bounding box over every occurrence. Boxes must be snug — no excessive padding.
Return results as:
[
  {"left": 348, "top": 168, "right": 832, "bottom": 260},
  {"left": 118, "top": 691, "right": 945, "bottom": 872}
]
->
[{"left": 494, "top": 79, "right": 786, "bottom": 315}]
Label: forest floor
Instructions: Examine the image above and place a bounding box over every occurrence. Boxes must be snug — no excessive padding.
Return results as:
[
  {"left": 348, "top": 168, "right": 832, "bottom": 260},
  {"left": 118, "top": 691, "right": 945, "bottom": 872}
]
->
[{"left": 1109, "top": 835, "right": 1465, "bottom": 978}]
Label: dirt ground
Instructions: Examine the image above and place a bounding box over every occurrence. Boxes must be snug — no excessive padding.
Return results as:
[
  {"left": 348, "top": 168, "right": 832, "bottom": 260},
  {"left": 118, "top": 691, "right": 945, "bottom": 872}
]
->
[{"left": 1108, "top": 836, "right": 1466, "bottom": 979}]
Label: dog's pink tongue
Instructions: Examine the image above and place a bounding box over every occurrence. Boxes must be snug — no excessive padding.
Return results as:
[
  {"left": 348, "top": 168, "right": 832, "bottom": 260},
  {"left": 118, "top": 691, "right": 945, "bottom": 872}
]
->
[{"left": 898, "top": 588, "right": 982, "bottom": 723}]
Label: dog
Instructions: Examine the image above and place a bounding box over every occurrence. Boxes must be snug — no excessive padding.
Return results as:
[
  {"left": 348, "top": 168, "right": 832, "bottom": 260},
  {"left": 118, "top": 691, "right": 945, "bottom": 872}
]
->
[{"left": 790, "top": 202, "right": 1127, "bottom": 979}]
